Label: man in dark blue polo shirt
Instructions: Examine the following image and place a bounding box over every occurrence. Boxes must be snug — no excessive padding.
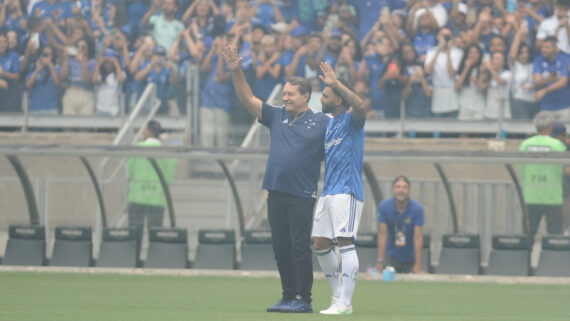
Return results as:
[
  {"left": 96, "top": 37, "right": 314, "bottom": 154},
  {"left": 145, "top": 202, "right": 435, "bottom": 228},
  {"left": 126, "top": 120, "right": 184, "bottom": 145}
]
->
[
  {"left": 222, "top": 44, "right": 329, "bottom": 313},
  {"left": 376, "top": 176, "right": 425, "bottom": 274}
]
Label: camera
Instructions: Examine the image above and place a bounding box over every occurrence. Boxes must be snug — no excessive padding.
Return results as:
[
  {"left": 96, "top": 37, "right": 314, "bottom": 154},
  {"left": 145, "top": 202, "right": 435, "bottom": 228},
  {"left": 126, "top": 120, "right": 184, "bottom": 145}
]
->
[{"left": 444, "top": 34, "right": 451, "bottom": 42}]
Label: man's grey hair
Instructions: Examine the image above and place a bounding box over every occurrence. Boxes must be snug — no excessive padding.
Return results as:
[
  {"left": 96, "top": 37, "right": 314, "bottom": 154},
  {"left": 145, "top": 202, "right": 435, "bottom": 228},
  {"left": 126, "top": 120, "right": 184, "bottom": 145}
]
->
[{"left": 534, "top": 112, "right": 553, "bottom": 133}]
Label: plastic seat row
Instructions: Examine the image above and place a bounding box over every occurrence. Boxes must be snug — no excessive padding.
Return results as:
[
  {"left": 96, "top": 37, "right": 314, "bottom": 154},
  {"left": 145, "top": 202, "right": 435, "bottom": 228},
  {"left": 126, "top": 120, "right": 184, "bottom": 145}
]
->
[
  {"left": 1, "top": 225, "right": 269, "bottom": 270},
  {"left": 357, "top": 233, "right": 570, "bottom": 277},
  {"left": 3, "top": 225, "right": 570, "bottom": 277},
  {"left": 2, "top": 225, "right": 189, "bottom": 269}
]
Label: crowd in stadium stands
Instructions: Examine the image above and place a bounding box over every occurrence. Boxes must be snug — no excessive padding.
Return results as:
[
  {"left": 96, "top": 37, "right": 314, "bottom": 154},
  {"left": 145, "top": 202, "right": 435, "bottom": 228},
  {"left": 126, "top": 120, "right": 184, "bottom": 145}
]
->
[{"left": 1, "top": 0, "right": 570, "bottom": 126}]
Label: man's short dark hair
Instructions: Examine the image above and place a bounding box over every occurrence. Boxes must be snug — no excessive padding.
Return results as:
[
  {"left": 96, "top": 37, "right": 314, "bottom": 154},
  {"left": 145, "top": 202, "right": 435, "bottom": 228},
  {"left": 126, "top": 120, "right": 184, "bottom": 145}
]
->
[
  {"left": 286, "top": 77, "right": 312, "bottom": 103},
  {"left": 392, "top": 175, "right": 410, "bottom": 187},
  {"left": 544, "top": 35, "right": 558, "bottom": 44},
  {"left": 147, "top": 120, "right": 162, "bottom": 138},
  {"left": 330, "top": 78, "right": 353, "bottom": 108}
]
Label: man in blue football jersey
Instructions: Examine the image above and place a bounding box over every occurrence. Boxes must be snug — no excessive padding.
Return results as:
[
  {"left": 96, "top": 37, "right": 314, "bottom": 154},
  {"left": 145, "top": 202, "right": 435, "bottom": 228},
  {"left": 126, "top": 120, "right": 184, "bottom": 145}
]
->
[
  {"left": 222, "top": 44, "right": 329, "bottom": 313},
  {"left": 312, "top": 62, "right": 366, "bottom": 315}
]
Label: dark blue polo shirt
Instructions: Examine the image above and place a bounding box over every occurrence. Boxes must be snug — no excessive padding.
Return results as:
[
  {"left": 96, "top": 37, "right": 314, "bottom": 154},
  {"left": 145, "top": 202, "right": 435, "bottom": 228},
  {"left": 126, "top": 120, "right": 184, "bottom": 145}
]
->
[
  {"left": 378, "top": 198, "right": 424, "bottom": 263},
  {"left": 260, "top": 102, "right": 329, "bottom": 199}
]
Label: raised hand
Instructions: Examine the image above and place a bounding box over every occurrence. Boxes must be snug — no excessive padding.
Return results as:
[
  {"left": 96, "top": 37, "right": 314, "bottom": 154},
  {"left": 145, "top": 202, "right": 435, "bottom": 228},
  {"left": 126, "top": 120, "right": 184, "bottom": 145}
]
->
[
  {"left": 221, "top": 44, "right": 242, "bottom": 71},
  {"left": 319, "top": 62, "right": 339, "bottom": 87}
]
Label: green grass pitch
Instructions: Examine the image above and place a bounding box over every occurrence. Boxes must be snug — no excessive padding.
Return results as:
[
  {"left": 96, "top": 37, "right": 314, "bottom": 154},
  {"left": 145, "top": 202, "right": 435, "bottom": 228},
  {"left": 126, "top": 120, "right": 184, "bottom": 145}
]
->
[{"left": 1, "top": 272, "right": 569, "bottom": 321}]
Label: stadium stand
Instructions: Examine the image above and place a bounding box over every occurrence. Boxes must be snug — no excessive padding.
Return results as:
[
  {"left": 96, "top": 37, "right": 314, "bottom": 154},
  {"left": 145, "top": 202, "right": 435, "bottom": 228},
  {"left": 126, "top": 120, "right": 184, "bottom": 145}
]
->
[
  {"left": 2, "top": 225, "right": 46, "bottom": 266},
  {"left": 49, "top": 226, "right": 93, "bottom": 267},
  {"left": 144, "top": 227, "right": 188, "bottom": 269},
  {"left": 240, "top": 229, "right": 276, "bottom": 271},
  {"left": 535, "top": 236, "right": 570, "bottom": 277},
  {"left": 485, "top": 235, "right": 531, "bottom": 276},
  {"left": 96, "top": 227, "right": 138, "bottom": 268},
  {"left": 436, "top": 234, "right": 480, "bottom": 275},
  {"left": 194, "top": 229, "right": 236, "bottom": 270}
]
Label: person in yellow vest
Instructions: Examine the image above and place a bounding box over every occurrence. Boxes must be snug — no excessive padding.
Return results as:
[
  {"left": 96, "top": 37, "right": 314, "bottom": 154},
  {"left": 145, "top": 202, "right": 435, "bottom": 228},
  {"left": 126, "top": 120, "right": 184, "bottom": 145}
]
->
[{"left": 127, "top": 120, "right": 177, "bottom": 253}]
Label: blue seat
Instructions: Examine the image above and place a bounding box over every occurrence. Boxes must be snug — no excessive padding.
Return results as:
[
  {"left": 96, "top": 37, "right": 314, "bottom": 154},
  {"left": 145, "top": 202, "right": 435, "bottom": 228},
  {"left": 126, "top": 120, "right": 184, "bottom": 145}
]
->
[{"left": 3, "top": 225, "right": 46, "bottom": 266}]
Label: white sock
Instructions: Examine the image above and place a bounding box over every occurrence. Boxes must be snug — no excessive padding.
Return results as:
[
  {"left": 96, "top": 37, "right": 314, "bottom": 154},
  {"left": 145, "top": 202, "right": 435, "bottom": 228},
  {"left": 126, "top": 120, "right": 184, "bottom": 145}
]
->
[
  {"left": 315, "top": 247, "right": 342, "bottom": 299},
  {"left": 339, "top": 245, "right": 358, "bottom": 307}
]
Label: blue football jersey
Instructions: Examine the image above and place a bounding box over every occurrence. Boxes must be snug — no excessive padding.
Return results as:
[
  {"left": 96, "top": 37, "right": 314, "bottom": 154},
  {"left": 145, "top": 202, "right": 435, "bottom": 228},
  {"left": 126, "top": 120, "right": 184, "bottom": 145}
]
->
[{"left": 322, "top": 110, "right": 365, "bottom": 201}]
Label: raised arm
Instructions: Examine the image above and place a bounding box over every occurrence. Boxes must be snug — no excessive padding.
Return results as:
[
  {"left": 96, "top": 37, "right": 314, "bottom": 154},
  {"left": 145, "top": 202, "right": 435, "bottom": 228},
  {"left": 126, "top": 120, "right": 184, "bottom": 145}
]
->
[
  {"left": 319, "top": 61, "right": 365, "bottom": 120},
  {"left": 222, "top": 44, "right": 262, "bottom": 119}
]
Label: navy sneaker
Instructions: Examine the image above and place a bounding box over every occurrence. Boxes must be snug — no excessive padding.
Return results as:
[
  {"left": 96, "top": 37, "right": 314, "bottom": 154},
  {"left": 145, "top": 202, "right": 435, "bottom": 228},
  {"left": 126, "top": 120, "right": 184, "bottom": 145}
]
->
[
  {"left": 280, "top": 295, "right": 313, "bottom": 313},
  {"left": 267, "top": 299, "right": 293, "bottom": 312}
]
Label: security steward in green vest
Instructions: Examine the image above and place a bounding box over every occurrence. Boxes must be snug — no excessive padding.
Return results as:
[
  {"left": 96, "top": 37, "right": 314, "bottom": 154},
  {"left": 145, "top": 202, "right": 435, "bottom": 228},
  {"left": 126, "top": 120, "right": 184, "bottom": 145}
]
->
[{"left": 127, "top": 120, "right": 177, "bottom": 254}]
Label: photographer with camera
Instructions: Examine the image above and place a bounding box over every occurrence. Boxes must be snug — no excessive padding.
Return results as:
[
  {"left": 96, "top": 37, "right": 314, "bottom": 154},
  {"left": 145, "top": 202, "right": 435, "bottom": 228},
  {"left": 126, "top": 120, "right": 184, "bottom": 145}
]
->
[
  {"left": 424, "top": 26, "right": 462, "bottom": 118},
  {"left": 60, "top": 37, "right": 96, "bottom": 116},
  {"left": 25, "top": 44, "right": 61, "bottom": 114},
  {"left": 92, "top": 49, "right": 125, "bottom": 116},
  {"left": 134, "top": 45, "right": 177, "bottom": 114}
]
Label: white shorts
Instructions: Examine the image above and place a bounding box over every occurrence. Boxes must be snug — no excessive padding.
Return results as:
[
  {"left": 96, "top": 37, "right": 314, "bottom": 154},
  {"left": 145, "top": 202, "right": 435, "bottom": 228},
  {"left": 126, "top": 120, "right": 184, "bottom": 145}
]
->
[{"left": 311, "top": 194, "right": 363, "bottom": 240}]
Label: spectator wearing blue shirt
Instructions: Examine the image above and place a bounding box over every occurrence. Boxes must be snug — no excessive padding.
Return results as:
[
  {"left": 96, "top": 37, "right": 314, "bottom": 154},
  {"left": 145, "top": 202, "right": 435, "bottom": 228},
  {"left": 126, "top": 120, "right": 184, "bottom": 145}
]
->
[
  {"left": 134, "top": 45, "right": 178, "bottom": 114},
  {"left": 0, "top": 0, "right": 27, "bottom": 38},
  {"left": 91, "top": 3, "right": 129, "bottom": 43},
  {"left": 25, "top": 45, "right": 60, "bottom": 114},
  {"left": 0, "top": 32, "right": 20, "bottom": 112},
  {"left": 318, "top": 29, "right": 342, "bottom": 68},
  {"left": 333, "top": 36, "right": 360, "bottom": 84},
  {"left": 251, "top": 0, "right": 286, "bottom": 30},
  {"left": 199, "top": 35, "right": 233, "bottom": 146},
  {"left": 410, "top": 10, "right": 438, "bottom": 62},
  {"left": 376, "top": 176, "right": 425, "bottom": 274},
  {"left": 181, "top": 0, "right": 218, "bottom": 38},
  {"left": 127, "top": 0, "right": 149, "bottom": 26},
  {"left": 350, "top": 0, "right": 386, "bottom": 40},
  {"left": 333, "top": 3, "right": 358, "bottom": 39},
  {"left": 522, "top": 0, "right": 549, "bottom": 35},
  {"left": 533, "top": 35, "right": 570, "bottom": 120},
  {"left": 282, "top": 26, "right": 312, "bottom": 79},
  {"left": 357, "top": 30, "right": 392, "bottom": 117},
  {"left": 254, "top": 34, "right": 282, "bottom": 101},
  {"left": 448, "top": 3, "right": 469, "bottom": 37},
  {"left": 401, "top": 43, "right": 432, "bottom": 118},
  {"left": 60, "top": 37, "right": 96, "bottom": 115},
  {"left": 472, "top": 7, "right": 497, "bottom": 54},
  {"left": 128, "top": 35, "right": 154, "bottom": 110},
  {"left": 225, "top": 0, "right": 262, "bottom": 34},
  {"left": 223, "top": 44, "right": 329, "bottom": 313},
  {"left": 30, "top": 0, "right": 71, "bottom": 26},
  {"left": 379, "top": 57, "right": 407, "bottom": 118}
]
